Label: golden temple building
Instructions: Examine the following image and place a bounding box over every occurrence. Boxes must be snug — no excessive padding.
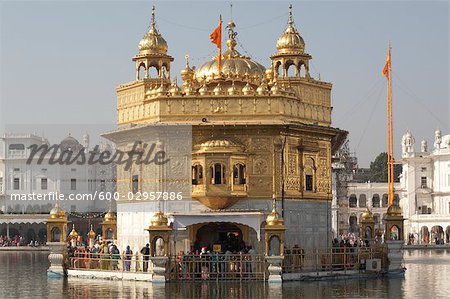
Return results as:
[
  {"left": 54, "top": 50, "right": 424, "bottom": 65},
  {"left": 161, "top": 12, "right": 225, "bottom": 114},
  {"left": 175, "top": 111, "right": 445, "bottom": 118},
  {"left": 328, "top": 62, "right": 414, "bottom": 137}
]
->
[{"left": 104, "top": 4, "right": 347, "bottom": 255}]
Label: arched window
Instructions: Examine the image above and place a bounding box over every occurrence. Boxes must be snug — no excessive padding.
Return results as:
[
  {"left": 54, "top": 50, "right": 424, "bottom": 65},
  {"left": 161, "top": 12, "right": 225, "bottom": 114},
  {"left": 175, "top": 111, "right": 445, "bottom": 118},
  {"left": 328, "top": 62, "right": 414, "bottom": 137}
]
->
[
  {"left": 269, "top": 235, "right": 281, "bottom": 256},
  {"left": 152, "top": 237, "right": 165, "bottom": 257},
  {"left": 359, "top": 194, "right": 367, "bottom": 208},
  {"left": 138, "top": 63, "right": 146, "bottom": 80},
  {"left": 393, "top": 194, "right": 400, "bottom": 205},
  {"left": 349, "top": 215, "right": 358, "bottom": 233},
  {"left": 148, "top": 66, "right": 159, "bottom": 78},
  {"left": 390, "top": 225, "right": 399, "bottom": 241},
  {"left": 8, "top": 144, "right": 25, "bottom": 150},
  {"left": 106, "top": 228, "right": 113, "bottom": 240},
  {"left": 210, "top": 163, "right": 226, "bottom": 185},
  {"left": 274, "top": 61, "right": 282, "bottom": 78},
  {"left": 382, "top": 194, "right": 388, "bottom": 207},
  {"left": 192, "top": 164, "right": 204, "bottom": 185},
  {"left": 233, "top": 163, "right": 246, "bottom": 185},
  {"left": 299, "top": 64, "right": 306, "bottom": 77},
  {"left": 349, "top": 194, "right": 357, "bottom": 208},
  {"left": 372, "top": 194, "right": 380, "bottom": 208},
  {"left": 51, "top": 227, "right": 61, "bottom": 242},
  {"left": 286, "top": 61, "right": 296, "bottom": 77}
]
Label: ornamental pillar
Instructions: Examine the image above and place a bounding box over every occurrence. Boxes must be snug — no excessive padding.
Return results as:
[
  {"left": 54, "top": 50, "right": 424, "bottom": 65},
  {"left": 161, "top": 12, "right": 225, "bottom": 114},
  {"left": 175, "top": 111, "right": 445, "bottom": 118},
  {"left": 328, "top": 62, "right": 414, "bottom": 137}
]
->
[
  {"left": 264, "top": 198, "right": 286, "bottom": 283},
  {"left": 46, "top": 203, "right": 68, "bottom": 277}
]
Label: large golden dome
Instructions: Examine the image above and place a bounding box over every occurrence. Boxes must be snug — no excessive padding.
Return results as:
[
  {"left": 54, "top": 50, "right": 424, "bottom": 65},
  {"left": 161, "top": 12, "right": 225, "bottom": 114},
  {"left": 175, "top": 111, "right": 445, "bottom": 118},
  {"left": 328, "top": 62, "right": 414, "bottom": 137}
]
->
[
  {"left": 138, "top": 6, "right": 168, "bottom": 55},
  {"left": 276, "top": 4, "right": 305, "bottom": 54},
  {"left": 194, "top": 21, "right": 265, "bottom": 83}
]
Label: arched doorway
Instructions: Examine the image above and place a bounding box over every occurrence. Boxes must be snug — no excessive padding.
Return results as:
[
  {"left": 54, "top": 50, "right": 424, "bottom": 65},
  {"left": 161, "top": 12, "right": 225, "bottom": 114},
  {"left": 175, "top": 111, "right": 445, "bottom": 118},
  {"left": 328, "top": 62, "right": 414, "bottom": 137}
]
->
[
  {"left": 349, "top": 215, "right": 358, "bottom": 233},
  {"left": 431, "top": 226, "right": 444, "bottom": 244},
  {"left": 446, "top": 226, "right": 450, "bottom": 243},
  {"left": 195, "top": 223, "right": 245, "bottom": 253},
  {"left": 421, "top": 226, "right": 429, "bottom": 244}
]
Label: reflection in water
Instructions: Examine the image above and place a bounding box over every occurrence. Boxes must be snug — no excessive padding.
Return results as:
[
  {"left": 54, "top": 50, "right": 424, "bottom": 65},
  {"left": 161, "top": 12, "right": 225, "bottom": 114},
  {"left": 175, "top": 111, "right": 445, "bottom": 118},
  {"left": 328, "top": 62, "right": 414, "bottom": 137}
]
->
[{"left": 0, "top": 250, "right": 450, "bottom": 298}]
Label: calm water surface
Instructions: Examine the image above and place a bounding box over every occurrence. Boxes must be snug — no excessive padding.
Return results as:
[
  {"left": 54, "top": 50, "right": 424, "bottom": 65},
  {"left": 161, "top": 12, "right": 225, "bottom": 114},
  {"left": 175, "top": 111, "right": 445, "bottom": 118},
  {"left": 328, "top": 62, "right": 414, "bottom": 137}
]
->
[{"left": 0, "top": 250, "right": 449, "bottom": 298}]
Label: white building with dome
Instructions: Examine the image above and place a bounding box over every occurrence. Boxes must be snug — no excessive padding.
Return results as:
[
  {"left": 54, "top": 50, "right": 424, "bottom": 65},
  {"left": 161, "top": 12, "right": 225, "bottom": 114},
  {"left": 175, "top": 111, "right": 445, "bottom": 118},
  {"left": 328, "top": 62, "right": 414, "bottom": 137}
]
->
[
  {"left": 399, "top": 129, "right": 450, "bottom": 244},
  {"left": 0, "top": 133, "right": 115, "bottom": 242}
]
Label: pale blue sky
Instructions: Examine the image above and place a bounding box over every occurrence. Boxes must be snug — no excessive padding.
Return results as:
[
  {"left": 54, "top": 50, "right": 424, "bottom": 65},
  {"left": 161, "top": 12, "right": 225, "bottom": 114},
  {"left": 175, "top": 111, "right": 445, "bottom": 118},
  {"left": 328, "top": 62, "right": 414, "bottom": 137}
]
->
[{"left": 0, "top": 1, "right": 448, "bottom": 166}]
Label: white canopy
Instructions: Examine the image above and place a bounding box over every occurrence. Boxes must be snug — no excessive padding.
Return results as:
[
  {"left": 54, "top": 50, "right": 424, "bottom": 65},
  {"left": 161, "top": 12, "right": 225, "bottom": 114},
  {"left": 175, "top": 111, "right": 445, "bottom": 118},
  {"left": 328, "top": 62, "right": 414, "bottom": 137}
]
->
[{"left": 170, "top": 211, "right": 265, "bottom": 241}]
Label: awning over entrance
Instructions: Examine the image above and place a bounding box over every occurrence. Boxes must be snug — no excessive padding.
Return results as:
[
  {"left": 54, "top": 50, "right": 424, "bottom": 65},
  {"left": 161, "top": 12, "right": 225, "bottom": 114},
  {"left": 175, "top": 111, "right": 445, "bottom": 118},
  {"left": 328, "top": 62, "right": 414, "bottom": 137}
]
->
[
  {"left": 170, "top": 210, "right": 265, "bottom": 241},
  {"left": 0, "top": 214, "right": 48, "bottom": 224}
]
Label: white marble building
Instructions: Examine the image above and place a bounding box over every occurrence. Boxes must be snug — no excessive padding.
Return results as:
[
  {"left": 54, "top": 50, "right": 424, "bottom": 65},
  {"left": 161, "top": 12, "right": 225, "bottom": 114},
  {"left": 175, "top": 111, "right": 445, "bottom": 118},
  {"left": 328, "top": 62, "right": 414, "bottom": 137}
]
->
[
  {"left": 399, "top": 129, "right": 450, "bottom": 244},
  {"left": 0, "top": 133, "right": 115, "bottom": 241}
]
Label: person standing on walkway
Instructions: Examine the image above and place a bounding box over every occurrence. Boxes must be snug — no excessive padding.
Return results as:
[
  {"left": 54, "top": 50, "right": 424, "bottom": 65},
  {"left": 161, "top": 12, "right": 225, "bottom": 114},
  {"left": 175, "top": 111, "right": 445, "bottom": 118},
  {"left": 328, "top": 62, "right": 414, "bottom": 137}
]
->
[{"left": 140, "top": 243, "right": 150, "bottom": 272}]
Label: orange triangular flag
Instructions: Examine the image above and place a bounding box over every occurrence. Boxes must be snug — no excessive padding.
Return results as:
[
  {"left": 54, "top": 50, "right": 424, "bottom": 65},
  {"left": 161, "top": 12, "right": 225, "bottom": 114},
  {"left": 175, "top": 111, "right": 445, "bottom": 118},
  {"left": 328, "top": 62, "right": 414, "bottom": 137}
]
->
[
  {"left": 210, "top": 20, "right": 222, "bottom": 49},
  {"left": 382, "top": 48, "right": 391, "bottom": 78}
]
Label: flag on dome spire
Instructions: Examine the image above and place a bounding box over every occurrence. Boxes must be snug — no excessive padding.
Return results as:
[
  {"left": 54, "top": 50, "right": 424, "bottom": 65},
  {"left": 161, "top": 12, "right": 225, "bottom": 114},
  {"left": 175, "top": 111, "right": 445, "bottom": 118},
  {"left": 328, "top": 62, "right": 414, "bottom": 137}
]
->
[
  {"left": 382, "top": 46, "right": 391, "bottom": 78},
  {"left": 210, "top": 15, "right": 222, "bottom": 72}
]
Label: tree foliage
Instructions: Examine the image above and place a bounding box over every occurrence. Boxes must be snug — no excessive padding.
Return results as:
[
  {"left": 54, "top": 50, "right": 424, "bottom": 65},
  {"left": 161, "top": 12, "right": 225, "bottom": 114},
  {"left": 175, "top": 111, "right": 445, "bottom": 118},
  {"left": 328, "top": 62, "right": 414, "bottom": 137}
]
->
[{"left": 369, "top": 152, "right": 402, "bottom": 183}]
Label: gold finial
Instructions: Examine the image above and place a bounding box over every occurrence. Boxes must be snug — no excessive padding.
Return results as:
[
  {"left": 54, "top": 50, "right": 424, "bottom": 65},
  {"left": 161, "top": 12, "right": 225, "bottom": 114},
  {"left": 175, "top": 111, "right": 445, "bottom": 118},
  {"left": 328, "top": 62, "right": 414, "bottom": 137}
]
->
[
  {"left": 151, "top": 5, "right": 156, "bottom": 29},
  {"left": 271, "top": 195, "right": 277, "bottom": 212},
  {"left": 185, "top": 54, "right": 190, "bottom": 69},
  {"left": 230, "top": 3, "right": 233, "bottom": 21},
  {"left": 289, "top": 4, "right": 293, "bottom": 25},
  {"left": 226, "top": 20, "right": 237, "bottom": 51}
]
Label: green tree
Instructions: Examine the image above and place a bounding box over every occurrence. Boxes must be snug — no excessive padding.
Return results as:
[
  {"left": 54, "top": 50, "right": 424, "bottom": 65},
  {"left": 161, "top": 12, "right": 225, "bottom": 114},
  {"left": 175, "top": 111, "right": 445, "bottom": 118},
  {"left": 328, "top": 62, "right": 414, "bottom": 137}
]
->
[{"left": 369, "top": 152, "right": 402, "bottom": 182}]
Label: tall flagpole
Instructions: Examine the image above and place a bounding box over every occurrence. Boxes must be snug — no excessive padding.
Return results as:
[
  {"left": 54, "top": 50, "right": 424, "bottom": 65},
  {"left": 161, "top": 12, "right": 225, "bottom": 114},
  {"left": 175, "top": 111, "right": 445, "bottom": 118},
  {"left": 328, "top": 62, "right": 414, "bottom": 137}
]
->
[
  {"left": 387, "top": 44, "right": 395, "bottom": 207},
  {"left": 218, "top": 15, "right": 222, "bottom": 74}
]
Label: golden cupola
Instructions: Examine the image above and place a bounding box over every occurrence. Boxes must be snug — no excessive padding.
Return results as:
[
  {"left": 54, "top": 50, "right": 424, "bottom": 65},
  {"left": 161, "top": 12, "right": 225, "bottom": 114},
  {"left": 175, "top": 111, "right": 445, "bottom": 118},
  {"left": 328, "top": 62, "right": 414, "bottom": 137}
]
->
[
  {"left": 360, "top": 208, "right": 374, "bottom": 222},
  {"left": 133, "top": 6, "right": 173, "bottom": 81},
  {"left": 138, "top": 6, "right": 168, "bottom": 55},
  {"left": 194, "top": 20, "right": 265, "bottom": 84},
  {"left": 265, "top": 199, "right": 284, "bottom": 227},
  {"left": 276, "top": 4, "right": 305, "bottom": 54},
  {"left": 151, "top": 210, "right": 169, "bottom": 227},
  {"left": 49, "top": 203, "right": 66, "bottom": 219}
]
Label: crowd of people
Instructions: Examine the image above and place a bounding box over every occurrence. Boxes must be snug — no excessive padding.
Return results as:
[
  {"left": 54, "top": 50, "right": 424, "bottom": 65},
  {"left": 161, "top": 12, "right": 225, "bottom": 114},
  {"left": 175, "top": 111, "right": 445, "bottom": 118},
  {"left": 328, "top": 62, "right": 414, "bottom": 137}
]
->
[{"left": 0, "top": 235, "right": 46, "bottom": 247}]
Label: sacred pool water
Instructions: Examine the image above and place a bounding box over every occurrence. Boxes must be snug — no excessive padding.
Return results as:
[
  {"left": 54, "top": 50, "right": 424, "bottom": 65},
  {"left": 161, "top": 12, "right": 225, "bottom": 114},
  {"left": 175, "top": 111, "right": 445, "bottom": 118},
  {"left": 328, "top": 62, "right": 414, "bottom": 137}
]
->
[{"left": 0, "top": 249, "right": 448, "bottom": 298}]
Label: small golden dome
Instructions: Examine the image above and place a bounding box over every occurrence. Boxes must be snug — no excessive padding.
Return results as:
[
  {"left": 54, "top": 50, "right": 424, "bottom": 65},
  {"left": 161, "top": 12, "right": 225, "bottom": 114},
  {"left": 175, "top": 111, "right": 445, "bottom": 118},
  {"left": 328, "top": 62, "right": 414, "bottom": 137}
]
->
[
  {"left": 169, "top": 82, "right": 181, "bottom": 96},
  {"left": 183, "top": 83, "right": 196, "bottom": 96},
  {"left": 104, "top": 209, "right": 116, "bottom": 222},
  {"left": 138, "top": 6, "right": 168, "bottom": 55},
  {"left": 360, "top": 208, "right": 374, "bottom": 222},
  {"left": 194, "top": 20, "right": 265, "bottom": 83},
  {"left": 156, "top": 83, "right": 168, "bottom": 96},
  {"left": 181, "top": 55, "right": 195, "bottom": 81},
  {"left": 387, "top": 204, "right": 403, "bottom": 216},
  {"left": 256, "top": 81, "right": 269, "bottom": 95},
  {"left": 199, "top": 84, "right": 210, "bottom": 96},
  {"left": 276, "top": 5, "right": 305, "bottom": 54},
  {"left": 145, "top": 88, "right": 152, "bottom": 97},
  {"left": 88, "top": 225, "right": 96, "bottom": 239},
  {"left": 227, "top": 82, "right": 240, "bottom": 95},
  {"left": 270, "top": 82, "right": 280, "bottom": 95},
  {"left": 265, "top": 69, "right": 274, "bottom": 81},
  {"left": 151, "top": 210, "right": 169, "bottom": 227},
  {"left": 149, "top": 87, "right": 157, "bottom": 98},
  {"left": 242, "top": 82, "right": 255, "bottom": 95},
  {"left": 213, "top": 83, "right": 225, "bottom": 95},
  {"left": 266, "top": 200, "right": 284, "bottom": 226},
  {"left": 69, "top": 224, "right": 78, "bottom": 239},
  {"left": 49, "top": 203, "right": 66, "bottom": 219}
]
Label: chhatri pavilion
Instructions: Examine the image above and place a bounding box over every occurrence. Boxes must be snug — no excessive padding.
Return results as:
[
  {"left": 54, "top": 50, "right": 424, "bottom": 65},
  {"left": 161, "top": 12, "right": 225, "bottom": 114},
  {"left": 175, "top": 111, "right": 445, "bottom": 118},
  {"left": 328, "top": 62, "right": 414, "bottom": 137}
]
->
[{"left": 104, "top": 4, "right": 347, "bottom": 256}]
